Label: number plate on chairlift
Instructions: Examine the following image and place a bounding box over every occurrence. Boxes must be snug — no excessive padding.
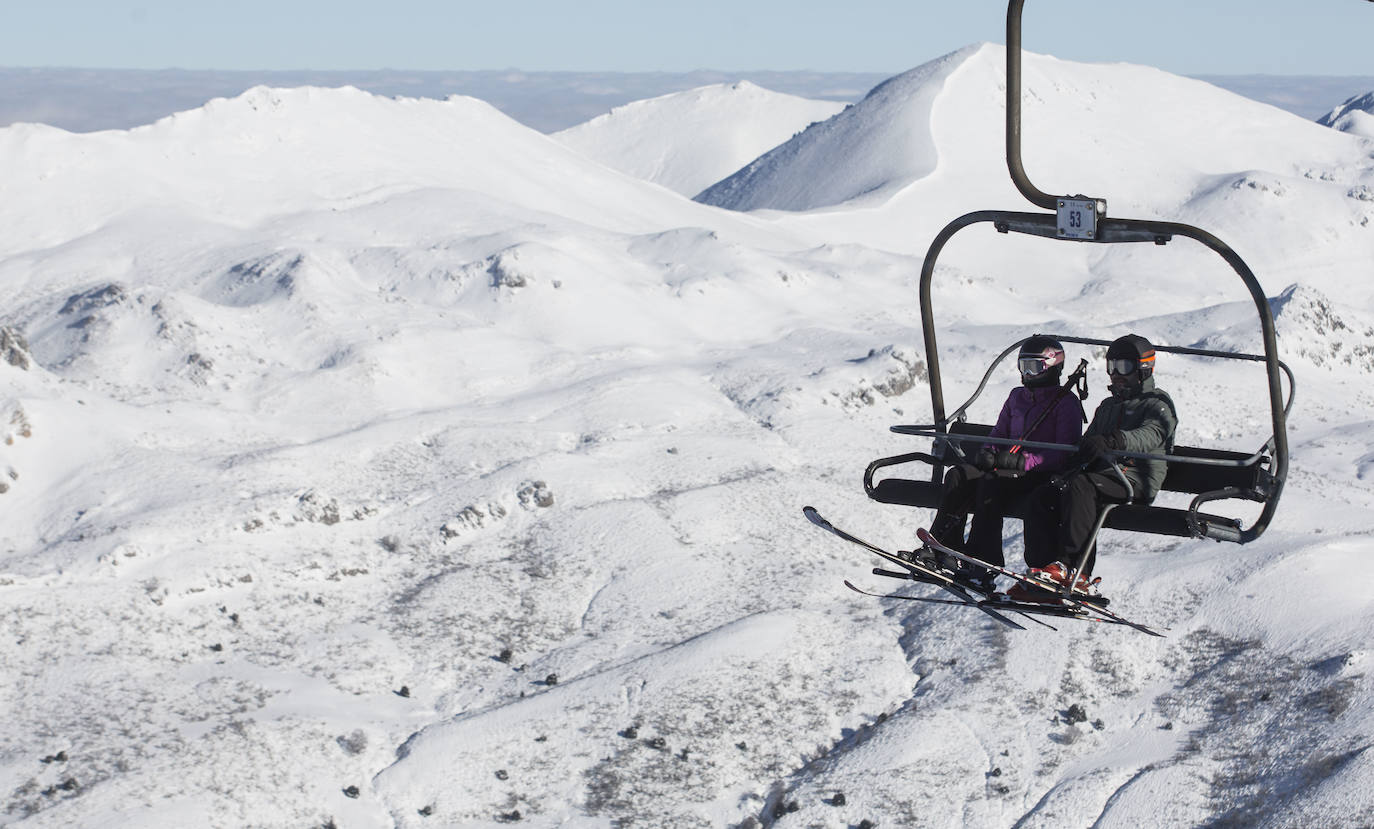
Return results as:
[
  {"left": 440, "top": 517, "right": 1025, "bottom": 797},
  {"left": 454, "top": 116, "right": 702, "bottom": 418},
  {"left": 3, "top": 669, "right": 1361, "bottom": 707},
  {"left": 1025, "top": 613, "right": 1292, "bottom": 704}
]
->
[{"left": 1057, "top": 197, "right": 1099, "bottom": 240}]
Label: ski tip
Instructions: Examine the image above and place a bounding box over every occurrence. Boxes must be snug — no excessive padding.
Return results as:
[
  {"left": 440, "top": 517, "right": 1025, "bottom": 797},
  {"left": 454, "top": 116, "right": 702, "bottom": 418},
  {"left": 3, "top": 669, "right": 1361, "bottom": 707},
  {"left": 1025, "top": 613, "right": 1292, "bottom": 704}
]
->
[{"left": 916, "top": 527, "right": 932, "bottom": 542}]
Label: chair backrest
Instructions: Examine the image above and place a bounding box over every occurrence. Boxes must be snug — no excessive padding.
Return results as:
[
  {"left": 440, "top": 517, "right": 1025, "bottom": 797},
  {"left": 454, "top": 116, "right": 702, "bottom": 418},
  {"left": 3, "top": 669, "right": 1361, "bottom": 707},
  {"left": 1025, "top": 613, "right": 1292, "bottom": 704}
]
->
[
  {"left": 941, "top": 422, "right": 1266, "bottom": 496},
  {"left": 942, "top": 421, "right": 993, "bottom": 464}
]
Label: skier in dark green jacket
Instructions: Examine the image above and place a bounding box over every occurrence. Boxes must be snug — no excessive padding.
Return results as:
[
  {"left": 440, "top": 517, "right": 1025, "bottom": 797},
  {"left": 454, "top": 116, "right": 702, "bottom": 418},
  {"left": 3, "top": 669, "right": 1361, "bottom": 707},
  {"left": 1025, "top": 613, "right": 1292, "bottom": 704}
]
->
[{"left": 1018, "top": 334, "right": 1177, "bottom": 593}]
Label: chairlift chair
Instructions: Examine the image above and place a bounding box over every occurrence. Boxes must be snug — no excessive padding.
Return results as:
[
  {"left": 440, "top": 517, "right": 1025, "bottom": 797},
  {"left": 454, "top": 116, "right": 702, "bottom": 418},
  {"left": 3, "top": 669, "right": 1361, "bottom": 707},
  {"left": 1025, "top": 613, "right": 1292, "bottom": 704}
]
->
[{"left": 864, "top": 0, "right": 1293, "bottom": 589}]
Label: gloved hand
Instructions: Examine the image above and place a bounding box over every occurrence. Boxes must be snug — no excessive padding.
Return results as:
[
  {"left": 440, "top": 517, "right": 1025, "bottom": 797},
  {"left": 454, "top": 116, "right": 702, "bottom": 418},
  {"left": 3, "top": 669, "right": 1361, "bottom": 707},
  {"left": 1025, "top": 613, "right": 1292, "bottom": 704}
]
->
[
  {"left": 993, "top": 449, "right": 1026, "bottom": 472},
  {"left": 1075, "top": 431, "right": 1124, "bottom": 465},
  {"left": 974, "top": 447, "right": 997, "bottom": 472}
]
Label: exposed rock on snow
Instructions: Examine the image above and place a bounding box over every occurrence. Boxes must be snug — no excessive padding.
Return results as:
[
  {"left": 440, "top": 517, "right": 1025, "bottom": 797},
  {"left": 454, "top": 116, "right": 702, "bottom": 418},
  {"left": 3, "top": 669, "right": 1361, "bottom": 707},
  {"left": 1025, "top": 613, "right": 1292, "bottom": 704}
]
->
[
  {"left": 442, "top": 503, "right": 508, "bottom": 538},
  {"left": 296, "top": 489, "right": 342, "bottom": 525},
  {"left": 1, "top": 326, "right": 31, "bottom": 370},
  {"left": 483, "top": 249, "right": 534, "bottom": 291},
  {"left": 517, "top": 481, "right": 554, "bottom": 509},
  {"left": 0, "top": 401, "right": 31, "bottom": 495},
  {"left": 1271, "top": 285, "right": 1374, "bottom": 373},
  {"left": 211, "top": 252, "right": 307, "bottom": 306},
  {"left": 58, "top": 283, "right": 129, "bottom": 319},
  {"left": 833, "top": 345, "right": 928, "bottom": 411}
]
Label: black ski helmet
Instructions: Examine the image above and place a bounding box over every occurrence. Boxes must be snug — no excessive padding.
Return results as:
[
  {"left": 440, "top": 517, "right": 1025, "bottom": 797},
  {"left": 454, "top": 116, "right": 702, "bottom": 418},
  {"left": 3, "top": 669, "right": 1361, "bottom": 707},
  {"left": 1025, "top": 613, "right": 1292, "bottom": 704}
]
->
[
  {"left": 1105, "top": 333, "right": 1156, "bottom": 395},
  {"left": 1017, "top": 335, "right": 1066, "bottom": 388}
]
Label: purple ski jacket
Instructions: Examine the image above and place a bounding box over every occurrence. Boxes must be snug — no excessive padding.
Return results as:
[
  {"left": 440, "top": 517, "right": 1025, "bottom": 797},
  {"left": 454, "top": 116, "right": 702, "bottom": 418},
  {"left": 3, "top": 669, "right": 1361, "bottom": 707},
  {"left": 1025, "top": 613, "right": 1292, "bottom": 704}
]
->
[{"left": 988, "top": 386, "right": 1083, "bottom": 472}]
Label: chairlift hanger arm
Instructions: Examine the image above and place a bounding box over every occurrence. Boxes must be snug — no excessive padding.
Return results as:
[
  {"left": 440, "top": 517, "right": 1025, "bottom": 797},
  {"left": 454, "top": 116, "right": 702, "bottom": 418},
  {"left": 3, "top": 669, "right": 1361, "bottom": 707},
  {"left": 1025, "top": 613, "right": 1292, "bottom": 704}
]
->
[{"left": 1005, "top": 0, "right": 1057, "bottom": 211}]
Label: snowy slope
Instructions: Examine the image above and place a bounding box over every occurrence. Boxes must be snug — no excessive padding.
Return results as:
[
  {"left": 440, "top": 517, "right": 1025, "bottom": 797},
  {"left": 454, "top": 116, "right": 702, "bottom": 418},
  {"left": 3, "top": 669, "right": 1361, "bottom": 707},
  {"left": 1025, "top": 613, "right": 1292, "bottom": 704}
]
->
[
  {"left": 700, "top": 43, "right": 1374, "bottom": 326},
  {"left": 0, "top": 85, "right": 804, "bottom": 262},
  {"left": 553, "top": 81, "right": 845, "bottom": 198},
  {"left": 1319, "top": 90, "right": 1374, "bottom": 139},
  {"left": 699, "top": 43, "right": 1363, "bottom": 215},
  {"left": 695, "top": 45, "right": 973, "bottom": 214},
  {"left": 2, "top": 50, "right": 1374, "bottom": 829}
]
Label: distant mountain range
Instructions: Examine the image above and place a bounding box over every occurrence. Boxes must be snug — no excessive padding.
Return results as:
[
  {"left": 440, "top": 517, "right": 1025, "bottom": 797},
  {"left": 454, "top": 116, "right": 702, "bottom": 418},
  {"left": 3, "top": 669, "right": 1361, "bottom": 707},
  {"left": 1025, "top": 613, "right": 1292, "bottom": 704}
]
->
[{"left": 2, "top": 65, "right": 1372, "bottom": 134}]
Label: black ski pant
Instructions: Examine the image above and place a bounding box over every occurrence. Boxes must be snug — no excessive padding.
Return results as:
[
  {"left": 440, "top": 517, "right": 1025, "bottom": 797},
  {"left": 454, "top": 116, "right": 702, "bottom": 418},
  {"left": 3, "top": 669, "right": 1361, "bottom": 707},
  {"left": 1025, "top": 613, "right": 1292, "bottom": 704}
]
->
[
  {"left": 930, "top": 464, "right": 1049, "bottom": 569},
  {"left": 1021, "top": 470, "right": 1131, "bottom": 576}
]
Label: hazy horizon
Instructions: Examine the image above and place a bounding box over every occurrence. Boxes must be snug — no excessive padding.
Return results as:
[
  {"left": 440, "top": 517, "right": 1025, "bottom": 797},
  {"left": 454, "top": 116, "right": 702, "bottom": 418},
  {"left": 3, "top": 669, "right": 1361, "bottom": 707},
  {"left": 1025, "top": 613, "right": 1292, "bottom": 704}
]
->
[{"left": 3, "top": 66, "right": 1372, "bottom": 135}]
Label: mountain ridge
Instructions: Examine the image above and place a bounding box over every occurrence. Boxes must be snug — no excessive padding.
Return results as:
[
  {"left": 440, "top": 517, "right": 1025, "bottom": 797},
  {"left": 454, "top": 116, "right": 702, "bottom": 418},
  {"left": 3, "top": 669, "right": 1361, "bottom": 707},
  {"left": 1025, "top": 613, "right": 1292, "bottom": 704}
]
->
[{"left": 554, "top": 81, "right": 845, "bottom": 197}]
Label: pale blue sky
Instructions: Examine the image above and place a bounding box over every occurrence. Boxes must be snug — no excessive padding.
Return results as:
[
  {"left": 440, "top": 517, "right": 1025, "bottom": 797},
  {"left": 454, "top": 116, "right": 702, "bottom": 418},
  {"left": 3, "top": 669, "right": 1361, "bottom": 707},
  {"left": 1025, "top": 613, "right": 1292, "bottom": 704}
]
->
[{"left": 2, "top": 1, "right": 1371, "bottom": 75}]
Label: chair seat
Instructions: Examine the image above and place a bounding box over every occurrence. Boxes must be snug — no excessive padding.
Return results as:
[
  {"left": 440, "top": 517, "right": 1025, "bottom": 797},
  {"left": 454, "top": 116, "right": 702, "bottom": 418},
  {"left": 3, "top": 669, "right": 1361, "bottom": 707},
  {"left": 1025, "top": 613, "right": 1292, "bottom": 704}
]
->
[{"left": 867, "top": 478, "right": 1240, "bottom": 539}]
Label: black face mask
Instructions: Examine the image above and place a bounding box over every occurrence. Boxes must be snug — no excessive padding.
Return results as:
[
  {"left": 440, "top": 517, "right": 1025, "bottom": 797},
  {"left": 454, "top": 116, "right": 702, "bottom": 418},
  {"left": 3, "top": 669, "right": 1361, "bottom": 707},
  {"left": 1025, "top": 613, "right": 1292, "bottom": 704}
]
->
[
  {"left": 1108, "top": 369, "right": 1142, "bottom": 398},
  {"left": 1022, "top": 366, "right": 1060, "bottom": 388}
]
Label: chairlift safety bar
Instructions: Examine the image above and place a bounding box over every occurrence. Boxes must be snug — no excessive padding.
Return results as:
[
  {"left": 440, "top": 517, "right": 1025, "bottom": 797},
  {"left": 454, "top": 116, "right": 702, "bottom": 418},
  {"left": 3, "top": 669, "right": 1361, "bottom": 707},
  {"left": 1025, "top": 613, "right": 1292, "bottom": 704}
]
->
[
  {"left": 942, "top": 334, "right": 1296, "bottom": 428},
  {"left": 888, "top": 427, "right": 1269, "bottom": 470}
]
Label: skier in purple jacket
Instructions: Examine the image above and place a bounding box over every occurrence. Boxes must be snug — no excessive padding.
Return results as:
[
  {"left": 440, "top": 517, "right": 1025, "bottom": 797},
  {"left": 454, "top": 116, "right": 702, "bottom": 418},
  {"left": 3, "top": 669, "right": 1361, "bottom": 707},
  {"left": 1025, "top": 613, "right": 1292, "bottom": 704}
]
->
[{"left": 916, "top": 336, "right": 1084, "bottom": 590}]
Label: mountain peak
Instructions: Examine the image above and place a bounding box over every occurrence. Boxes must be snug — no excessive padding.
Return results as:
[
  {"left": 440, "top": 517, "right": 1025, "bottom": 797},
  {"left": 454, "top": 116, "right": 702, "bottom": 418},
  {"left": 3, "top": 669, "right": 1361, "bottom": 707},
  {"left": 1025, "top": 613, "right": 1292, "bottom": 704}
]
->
[
  {"left": 1318, "top": 90, "right": 1374, "bottom": 138},
  {"left": 693, "top": 45, "right": 984, "bottom": 212},
  {"left": 554, "top": 81, "right": 844, "bottom": 197},
  {"left": 696, "top": 44, "right": 1355, "bottom": 217}
]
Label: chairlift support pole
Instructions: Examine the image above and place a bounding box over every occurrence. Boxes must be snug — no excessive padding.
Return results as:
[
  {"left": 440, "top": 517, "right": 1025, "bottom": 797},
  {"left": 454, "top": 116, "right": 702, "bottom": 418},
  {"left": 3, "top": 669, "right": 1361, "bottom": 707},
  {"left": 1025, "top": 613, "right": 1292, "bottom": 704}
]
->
[{"left": 1005, "top": 0, "right": 1057, "bottom": 211}]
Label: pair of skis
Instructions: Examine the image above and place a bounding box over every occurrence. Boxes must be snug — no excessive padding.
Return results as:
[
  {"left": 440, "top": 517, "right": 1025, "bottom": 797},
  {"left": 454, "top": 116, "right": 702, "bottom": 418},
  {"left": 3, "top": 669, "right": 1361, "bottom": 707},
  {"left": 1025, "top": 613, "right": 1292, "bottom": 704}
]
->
[{"left": 803, "top": 506, "right": 1164, "bottom": 636}]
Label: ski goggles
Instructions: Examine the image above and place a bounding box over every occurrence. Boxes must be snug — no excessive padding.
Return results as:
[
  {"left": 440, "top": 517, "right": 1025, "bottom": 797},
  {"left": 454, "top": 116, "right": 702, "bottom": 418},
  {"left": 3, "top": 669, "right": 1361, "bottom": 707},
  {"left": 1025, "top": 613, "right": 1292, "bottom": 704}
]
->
[
  {"left": 1018, "top": 356, "right": 1055, "bottom": 376},
  {"left": 1018, "top": 352, "right": 1063, "bottom": 377},
  {"left": 1107, "top": 352, "right": 1155, "bottom": 376}
]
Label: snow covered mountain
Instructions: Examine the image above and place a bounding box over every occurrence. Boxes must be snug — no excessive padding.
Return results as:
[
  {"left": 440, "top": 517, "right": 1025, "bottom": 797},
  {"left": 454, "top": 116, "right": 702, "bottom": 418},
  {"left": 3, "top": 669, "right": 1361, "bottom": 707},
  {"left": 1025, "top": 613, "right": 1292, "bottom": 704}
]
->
[
  {"left": 697, "top": 43, "right": 1374, "bottom": 323},
  {"left": 0, "top": 85, "right": 810, "bottom": 259},
  {"left": 699, "top": 44, "right": 1361, "bottom": 215},
  {"left": 553, "top": 81, "right": 845, "bottom": 197},
  {"left": 1319, "top": 90, "right": 1374, "bottom": 139},
  {"left": 3, "top": 45, "right": 1374, "bottom": 829}
]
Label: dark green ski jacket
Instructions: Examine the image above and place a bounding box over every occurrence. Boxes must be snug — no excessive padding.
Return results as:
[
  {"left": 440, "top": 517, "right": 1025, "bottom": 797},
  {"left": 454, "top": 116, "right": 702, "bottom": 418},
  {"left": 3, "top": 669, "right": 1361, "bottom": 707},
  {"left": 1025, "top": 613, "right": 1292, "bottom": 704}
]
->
[{"left": 1084, "top": 376, "right": 1178, "bottom": 502}]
